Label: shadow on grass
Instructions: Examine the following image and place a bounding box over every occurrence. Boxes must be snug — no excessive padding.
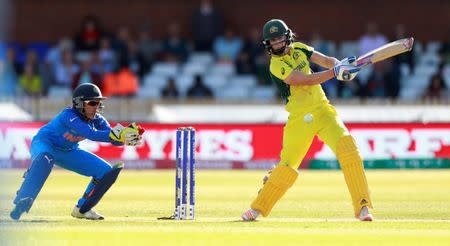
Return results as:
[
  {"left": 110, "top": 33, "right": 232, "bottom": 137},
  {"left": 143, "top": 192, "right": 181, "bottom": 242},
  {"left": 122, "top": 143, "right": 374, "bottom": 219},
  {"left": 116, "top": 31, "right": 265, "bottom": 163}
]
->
[
  {"left": 229, "top": 219, "right": 259, "bottom": 223},
  {"left": 0, "top": 218, "right": 62, "bottom": 224}
]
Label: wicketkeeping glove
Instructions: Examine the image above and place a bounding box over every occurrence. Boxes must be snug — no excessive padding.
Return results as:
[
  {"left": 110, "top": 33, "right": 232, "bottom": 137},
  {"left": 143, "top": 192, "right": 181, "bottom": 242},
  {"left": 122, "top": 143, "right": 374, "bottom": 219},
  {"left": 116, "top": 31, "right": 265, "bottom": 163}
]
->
[{"left": 109, "top": 123, "right": 145, "bottom": 146}]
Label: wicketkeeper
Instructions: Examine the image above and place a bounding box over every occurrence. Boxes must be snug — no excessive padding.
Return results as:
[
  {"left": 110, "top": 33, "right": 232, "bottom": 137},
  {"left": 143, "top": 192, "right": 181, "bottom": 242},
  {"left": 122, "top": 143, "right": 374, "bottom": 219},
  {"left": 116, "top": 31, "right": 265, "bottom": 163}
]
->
[
  {"left": 10, "top": 83, "right": 144, "bottom": 220},
  {"left": 242, "top": 19, "right": 373, "bottom": 221}
]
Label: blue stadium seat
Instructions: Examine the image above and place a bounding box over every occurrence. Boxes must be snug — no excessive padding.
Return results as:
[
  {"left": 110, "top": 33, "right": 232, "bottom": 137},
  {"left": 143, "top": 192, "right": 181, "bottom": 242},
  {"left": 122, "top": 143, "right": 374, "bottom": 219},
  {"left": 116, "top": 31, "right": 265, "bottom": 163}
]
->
[{"left": 27, "top": 42, "right": 51, "bottom": 62}]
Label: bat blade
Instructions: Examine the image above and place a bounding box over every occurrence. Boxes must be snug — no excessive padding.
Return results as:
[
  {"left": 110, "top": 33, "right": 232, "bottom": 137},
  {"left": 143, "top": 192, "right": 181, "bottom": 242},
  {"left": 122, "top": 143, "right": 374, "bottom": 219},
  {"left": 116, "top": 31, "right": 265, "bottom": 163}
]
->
[{"left": 356, "top": 37, "right": 414, "bottom": 68}]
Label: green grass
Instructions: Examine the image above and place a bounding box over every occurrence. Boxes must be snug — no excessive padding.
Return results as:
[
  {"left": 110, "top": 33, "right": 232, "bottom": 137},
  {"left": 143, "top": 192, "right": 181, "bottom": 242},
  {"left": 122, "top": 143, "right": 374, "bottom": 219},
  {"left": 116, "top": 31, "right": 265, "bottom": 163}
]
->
[{"left": 1, "top": 169, "right": 450, "bottom": 245}]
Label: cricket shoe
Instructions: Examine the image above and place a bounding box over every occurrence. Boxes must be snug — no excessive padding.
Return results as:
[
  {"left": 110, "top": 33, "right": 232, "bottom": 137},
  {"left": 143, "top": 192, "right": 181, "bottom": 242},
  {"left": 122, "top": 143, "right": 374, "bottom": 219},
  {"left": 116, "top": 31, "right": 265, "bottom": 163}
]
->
[
  {"left": 358, "top": 206, "right": 373, "bottom": 221},
  {"left": 241, "top": 209, "right": 260, "bottom": 221},
  {"left": 71, "top": 206, "right": 104, "bottom": 220},
  {"left": 10, "top": 197, "right": 34, "bottom": 221}
]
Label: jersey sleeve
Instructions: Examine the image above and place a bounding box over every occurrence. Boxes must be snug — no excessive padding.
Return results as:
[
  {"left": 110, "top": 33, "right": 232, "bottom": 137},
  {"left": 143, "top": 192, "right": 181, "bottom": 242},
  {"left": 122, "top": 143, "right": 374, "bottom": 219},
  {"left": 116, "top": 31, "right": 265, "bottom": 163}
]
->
[
  {"left": 96, "top": 116, "right": 124, "bottom": 146},
  {"left": 61, "top": 111, "right": 111, "bottom": 143},
  {"left": 96, "top": 114, "right": 111, "bottom": 131},
  {"left": 293, "top": 42, "right": 314, "bottom": 59},
  {"left": 270, "top": 59, "right": 293, "bottom": 81}
]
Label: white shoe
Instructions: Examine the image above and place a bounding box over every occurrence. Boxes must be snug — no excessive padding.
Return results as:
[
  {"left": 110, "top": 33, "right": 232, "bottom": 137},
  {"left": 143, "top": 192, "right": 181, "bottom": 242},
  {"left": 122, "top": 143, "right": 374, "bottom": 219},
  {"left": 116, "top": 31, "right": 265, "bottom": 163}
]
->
[
  {"left": 71, "top": 206, "right": 104, "bottom": 220},
  {"left": 241, "top": 209, "right": 260, "bottom": 221},
  {"left": 358, "top": 206, "right": 373, "bottom": 221}
]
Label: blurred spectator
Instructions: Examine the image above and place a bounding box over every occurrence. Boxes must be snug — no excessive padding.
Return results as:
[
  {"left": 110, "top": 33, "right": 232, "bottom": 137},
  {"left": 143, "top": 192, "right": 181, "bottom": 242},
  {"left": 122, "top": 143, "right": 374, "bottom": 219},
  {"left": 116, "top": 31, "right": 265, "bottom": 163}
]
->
[
  {"left": 90, "top": 51, "right": 104, "bottom": 75},
  {"left": 213, "top": 27, "right": 243, "bottom": 63},
  {"left": 102, "top": 60, "right": 139, "bottom": 97},
  {"left": 22, "top": 49, "right": 51, "bottom": 94},
  {"left": 161, "top": 77, "right": 179, "bottom": 98},
  {"left": 161, "top": 22, "right": 188, "bottom": 63},
  {"left": 6, "top": 47, "right": 21, "bottom": 74},
  {"left": 74, "top": 15, "right": 102, "bottom": 52},
  {"left": 246, "top": 27, "right": 266, "bottom": 64},
  {"left": 359, "top": 22, "right": 388, "bottom": 55},
  {"left": 363, "top": 62, "right": 400, "bottom": 98},
  {"left": 187, "top": 75, "right": 213, "bottom": 98},
  {"left": 22, "top": 50, "right": 40, "bottom": 75},
  {"left": 111, "top": 25, "right": 132, "bottom": 63},
  {"left": 71, "top": 54, "right": 102, "bottom": 90},
  {"left": 310, "top": 32, "right": 330, "bottom": 55},
  {"left": 246, "top": 27, "right": 271, "bottom": 85},
  {"left": 125, "top": 39, "right": 147, "bottom": 78},
  {"left": 423, "top": 64, "right": 448, "bottom": 100},
  {"left": 98, "top": 37, "right": 117, "bottom": 73},
  {"left": 0, "top": 48, "right": 19, "bottom": 96},
  {"left": 236, "top": 52, "right": 253, "bottom": 74},
  {"left": 19, "top": 63, "right": 43, "bottom": 96},
  {"left": 45, "top": 38, "right": 74, "bottom": 68},
  {"left": 191, "top": 0, "right": 224, "bottom": 51},
  {"left": 54, "top": 49, "right": 79, "bottom": 86},
  {"left": 392, "top": 24, "right": 414, "bottom": 71},
  {"left": 337, "top": 78, "right": 361, "bottom": 99},
  {"left": 309, "top": 32, "right": 337, "bottom": 98},
  {"left": 439, "top": 31, "right": 450, "bottom": 65},
  {"left": 237, "top": 27, "right": 259, "bottom": 74},
  {"left": 383, "top": 60, "right": 401, "bottom": 99},
  {"left": 137, "top": 25, "right": 160, "bottom": 69}
]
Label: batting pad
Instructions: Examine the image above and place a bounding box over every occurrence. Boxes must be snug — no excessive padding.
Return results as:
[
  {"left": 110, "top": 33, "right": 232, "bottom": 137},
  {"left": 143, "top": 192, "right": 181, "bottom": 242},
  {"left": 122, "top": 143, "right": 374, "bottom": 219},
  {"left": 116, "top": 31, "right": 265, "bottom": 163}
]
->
[
  {"left": 336, "top": 135, "right": 373, "bottom": 216},
  {"left": 251, "top": 164, "right": 298, "bottom": 217}
]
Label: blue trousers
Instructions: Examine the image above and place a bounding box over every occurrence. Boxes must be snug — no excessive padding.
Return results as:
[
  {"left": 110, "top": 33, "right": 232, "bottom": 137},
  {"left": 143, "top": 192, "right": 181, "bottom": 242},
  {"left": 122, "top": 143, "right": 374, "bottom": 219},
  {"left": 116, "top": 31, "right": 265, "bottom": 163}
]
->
[{"left": 16, "top": 138, "right": 112, "bottom": 207}]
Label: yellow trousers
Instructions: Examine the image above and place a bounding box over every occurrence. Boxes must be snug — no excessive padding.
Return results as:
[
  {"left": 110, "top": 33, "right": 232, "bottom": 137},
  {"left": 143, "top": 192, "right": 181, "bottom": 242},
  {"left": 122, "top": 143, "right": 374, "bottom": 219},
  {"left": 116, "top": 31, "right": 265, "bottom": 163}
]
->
[
  {"left": 260, "top": 103, "right": 372, "bottom": 217},
  {"left": 280, "top": 104, "right": 372, "bottom": 216},
  {"left": 280, "top": 103, "right": 347, "bottom": 166}
]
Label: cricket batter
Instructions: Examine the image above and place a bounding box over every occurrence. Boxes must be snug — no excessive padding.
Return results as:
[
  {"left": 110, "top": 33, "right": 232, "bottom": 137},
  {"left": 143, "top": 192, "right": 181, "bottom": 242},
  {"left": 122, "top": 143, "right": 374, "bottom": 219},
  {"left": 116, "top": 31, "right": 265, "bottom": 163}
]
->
[
  {"left": 242, "top": 19, "right": 373, "bottom": 221},
  {"left": 10, "top": 83, "right": 144, "bottom": 220}
]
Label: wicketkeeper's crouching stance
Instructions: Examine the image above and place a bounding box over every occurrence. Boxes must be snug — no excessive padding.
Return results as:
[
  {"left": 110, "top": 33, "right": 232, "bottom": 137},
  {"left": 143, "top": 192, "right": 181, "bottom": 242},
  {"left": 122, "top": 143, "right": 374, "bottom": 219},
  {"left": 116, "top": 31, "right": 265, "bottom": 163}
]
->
[
  {"left": 242, "top": 19, "right": 373, "bottom": 221},
  {"left": 10, "top": 83, "right": 145, "bottom": 220}
]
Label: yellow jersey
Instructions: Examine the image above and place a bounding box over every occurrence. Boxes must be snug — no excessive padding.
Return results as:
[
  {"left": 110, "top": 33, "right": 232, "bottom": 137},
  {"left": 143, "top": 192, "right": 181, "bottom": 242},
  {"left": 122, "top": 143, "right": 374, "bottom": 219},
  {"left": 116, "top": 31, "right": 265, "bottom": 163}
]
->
[{"left": 269, "top": 42, "right": 329, "bottom": 112}]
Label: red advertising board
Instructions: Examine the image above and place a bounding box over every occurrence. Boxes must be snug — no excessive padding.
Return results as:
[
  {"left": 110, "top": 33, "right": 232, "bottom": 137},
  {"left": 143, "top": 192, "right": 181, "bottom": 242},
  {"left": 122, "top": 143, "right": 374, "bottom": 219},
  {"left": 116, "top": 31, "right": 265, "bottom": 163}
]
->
[{"left": 1, "top": 122, "right": 449, "bottom": 169}]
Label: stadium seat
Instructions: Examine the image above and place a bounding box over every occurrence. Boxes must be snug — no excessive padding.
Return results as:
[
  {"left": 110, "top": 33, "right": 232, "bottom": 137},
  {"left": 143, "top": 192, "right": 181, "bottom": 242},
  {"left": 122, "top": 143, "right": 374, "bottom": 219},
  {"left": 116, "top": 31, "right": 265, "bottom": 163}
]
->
[
  {"left": 174, "top": 75, "right": 194, "bottom": 97},
  {"left": 209, "top": 63, "right": 236, "bottom": 77},
  {"left": 418, "top": 52, "right": 440, "bottom": 66},
  {"left": 203, "top": 75, "right": 227, "bottom": 89},
  {"left": 425, "top": 41, "right": 442, "bottom": 54},
  {"left": 0, "top": 42, "right": 6, "bottom": 59},
  {"left": 414, "top": 64, "right": 438, "bottom": 77},
  {"left": 251, "top": 86, "right": 277, "bottom": 102},
  {"left": 137, "top": 85, "right": 161, "bottom": 99},
  {"left": 230, "top": 75, "right": 258, "bottom": 89},
  {"left": 399, "top": 63, "right": 411, "bottom": 77},
  {"left": 188, "top": 52, "right": 214, "bottom": 65},
  {"left": 151, "top": 62, "right": 179, "bottom": 77},
  {"left": 47, "top": 86, "right": 72, "bottom": 98},
  {"left": 7, "top": 42, "right": 25, "bottom": 64},
  {"left": 401, "top": 74, "right": 432, "bottom": 100},
  {"left": 182, "top": 62, "right": 208, "bottom": 76},
  {"left": 27, "top": 42, "right": 51, "bottom": 62},
  {"left": 216, "top": 85, "right": 249, "bottom": 100},
  {"left": 142, "top": 73, "right": 168, "bottom": 89}
]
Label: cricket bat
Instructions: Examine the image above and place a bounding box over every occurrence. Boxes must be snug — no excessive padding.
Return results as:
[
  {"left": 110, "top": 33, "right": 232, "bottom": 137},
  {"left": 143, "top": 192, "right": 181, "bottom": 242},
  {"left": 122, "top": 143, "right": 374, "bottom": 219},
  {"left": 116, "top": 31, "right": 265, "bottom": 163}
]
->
[{"left": 356, "top": 37, "right": 414, "bottom": 68}]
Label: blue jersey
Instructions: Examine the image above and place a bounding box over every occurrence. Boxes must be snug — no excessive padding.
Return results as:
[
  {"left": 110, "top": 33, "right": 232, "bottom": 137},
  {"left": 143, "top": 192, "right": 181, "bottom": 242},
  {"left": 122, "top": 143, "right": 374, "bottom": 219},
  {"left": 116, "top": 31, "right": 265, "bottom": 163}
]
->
[{"left": 34, "top": 107, "right": 114, "bottom": 150}]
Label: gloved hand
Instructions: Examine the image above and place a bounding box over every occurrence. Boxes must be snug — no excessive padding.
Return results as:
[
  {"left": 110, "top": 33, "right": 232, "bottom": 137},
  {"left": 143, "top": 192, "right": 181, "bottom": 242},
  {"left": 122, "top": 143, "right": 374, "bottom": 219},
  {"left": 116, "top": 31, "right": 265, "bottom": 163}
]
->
[
  {"left": 109, "top": 123, "right": 145, "bottom": 146},
  {"left": 124, "top": 123, "right": 145, "bottom": 146},
  {"left": 333, "top": 56, "right": 360, "bottom": 81}
]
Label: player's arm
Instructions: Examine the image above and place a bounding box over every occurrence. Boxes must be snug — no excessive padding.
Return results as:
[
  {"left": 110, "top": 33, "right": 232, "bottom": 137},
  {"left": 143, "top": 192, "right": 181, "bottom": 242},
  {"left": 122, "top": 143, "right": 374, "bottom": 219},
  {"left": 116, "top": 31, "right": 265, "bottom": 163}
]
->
[
  {"left": 284, "top": 69, "right": 334, "bottom": 86},
  {"left": 310, "top": 51, "right": 339, "bottom": 69},
  {"left": 96, "top": 115, "right": 124, "bottom": 146},
  {"left": 284, "top": 59, "right": 360, "bottom": 85},
  {"left": 62, "top": 115, "right": 111, "bottom": 142}
]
